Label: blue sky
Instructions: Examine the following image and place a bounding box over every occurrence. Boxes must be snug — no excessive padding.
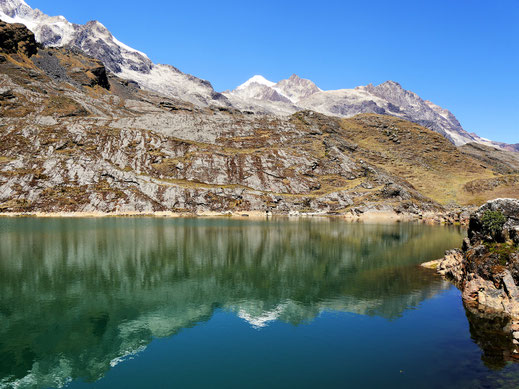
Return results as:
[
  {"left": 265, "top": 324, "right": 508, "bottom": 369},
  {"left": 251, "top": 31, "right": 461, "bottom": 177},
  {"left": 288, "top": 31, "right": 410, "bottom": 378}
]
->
[{"left": 28, "top": 0, "right": 518, "bottom": 143}]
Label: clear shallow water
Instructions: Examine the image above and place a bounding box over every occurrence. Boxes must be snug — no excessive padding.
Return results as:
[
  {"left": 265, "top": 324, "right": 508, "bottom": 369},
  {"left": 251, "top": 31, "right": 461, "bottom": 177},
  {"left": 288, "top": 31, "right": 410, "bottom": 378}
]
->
[{"left": 1, "top": 218, "right": 519, "bottom": 388}]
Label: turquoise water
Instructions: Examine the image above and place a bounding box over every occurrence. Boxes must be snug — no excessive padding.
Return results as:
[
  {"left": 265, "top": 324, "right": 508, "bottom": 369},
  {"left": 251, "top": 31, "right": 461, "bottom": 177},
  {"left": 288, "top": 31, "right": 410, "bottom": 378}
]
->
[{"left": 0, "top": 218, "right": 518, "bottom": 388}]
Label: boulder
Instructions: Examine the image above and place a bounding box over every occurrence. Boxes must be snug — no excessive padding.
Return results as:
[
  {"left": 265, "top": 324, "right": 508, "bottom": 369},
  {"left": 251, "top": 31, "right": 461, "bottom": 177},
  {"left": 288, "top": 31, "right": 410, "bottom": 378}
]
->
[{"left": 469, "top": 198, "right": 519, "bottom": 243}]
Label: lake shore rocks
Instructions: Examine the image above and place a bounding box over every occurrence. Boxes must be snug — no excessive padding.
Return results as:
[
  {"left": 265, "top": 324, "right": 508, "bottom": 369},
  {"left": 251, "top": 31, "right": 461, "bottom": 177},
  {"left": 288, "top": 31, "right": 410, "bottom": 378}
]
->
[
  {"left": 435, "top": 199, "right": 519, "bottom": 352},
  {"left": 437, "top": 199, "right": 519, "bottom": 315},
  {"left": 0, "top": 207, "right": 477, "bottom": 225}
]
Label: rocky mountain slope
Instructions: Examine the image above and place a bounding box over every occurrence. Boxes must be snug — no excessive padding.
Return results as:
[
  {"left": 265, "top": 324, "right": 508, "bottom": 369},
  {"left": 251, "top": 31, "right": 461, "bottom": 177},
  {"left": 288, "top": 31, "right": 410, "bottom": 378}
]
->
[
  {"left": 1, "top": 21, "right": 517, "bottom": 215},
  {"left": 460, "top": 143, "right": 519, "bottom": 175},
  {"left": 1, "top": 0, "right": 516, "bottom": 152},
  {"left": 0, "top": 0, "right": 230, "bottom": 107}
]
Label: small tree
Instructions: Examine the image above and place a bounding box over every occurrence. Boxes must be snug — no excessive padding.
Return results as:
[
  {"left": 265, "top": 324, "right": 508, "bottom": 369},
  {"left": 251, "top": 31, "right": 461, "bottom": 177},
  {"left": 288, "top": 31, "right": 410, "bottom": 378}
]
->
[{"left": 481, "top": 210, "right": 506, "bottom": 240}]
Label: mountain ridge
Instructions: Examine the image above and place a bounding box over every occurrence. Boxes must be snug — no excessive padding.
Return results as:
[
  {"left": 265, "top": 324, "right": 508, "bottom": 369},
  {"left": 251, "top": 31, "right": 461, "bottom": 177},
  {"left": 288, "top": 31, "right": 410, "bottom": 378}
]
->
[
  {"left": 0, "top": 0, "right": 516, "bottom": 152},
  {"left": 0, "top": 0, "right": 231, "bottom": 107},
  {"left": 227, "top": 75, "right": 517, "bottom": 150}
]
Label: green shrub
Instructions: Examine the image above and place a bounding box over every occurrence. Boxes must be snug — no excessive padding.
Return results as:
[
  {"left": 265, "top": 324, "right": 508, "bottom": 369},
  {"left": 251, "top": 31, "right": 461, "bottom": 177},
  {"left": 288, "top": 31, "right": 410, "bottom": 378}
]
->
[
  {"left": 486, "top": 242, "right": 515, "bottom": 265},
  {"left": 481, "top": 210, "right": 506, "bottom": 239}
]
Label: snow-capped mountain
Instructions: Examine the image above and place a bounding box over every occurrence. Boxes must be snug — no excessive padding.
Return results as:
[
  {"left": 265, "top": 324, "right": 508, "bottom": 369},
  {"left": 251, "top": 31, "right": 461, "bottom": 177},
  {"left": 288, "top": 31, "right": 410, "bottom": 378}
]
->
[
  {"left": 0, "top": 0, "right": 230, "bottom": 107},
  {"left": 276, "top": 74, "right": 322, "bottom": 102},
  {"left": 229, "top": 74, "right": 320, "bottom": 105},
  {"left": 1, "top": 0, "right": 514, "bottom": 150},
  {"left": 227, "top": 75, "right": 513, "bottom": 148}
]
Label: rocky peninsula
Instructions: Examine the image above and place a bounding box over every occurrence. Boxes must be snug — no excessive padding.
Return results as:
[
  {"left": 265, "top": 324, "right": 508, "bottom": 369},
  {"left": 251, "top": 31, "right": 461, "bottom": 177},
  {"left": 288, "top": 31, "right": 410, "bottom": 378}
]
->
[{"left": 431, "top": 198, "right": 519, "bottom": 364}]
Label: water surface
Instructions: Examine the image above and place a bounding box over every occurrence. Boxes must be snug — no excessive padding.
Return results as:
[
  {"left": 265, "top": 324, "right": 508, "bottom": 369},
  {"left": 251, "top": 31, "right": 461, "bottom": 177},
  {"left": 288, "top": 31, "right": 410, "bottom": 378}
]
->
[{"left": 1, "top": 218, "right": 518, "bottom": 388}]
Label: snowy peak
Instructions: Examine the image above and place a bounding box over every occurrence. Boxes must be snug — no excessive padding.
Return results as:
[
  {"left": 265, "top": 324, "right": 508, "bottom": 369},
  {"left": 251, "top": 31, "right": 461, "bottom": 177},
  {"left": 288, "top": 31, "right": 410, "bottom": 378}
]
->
[
  {"left": 237, "top": 75, "right": 275, "bottom": 90},
  {"left": 231, "top": 80, "right": 293, "bottom": 105},
  {"left": 0, "top": 0, "right": 31, "bottom": 17},
  {"left": 229, "top": 76, "right": 482, "bottom": 147},
  {"left": 230, "top": 73, "right": 321, "bottom": 105},
  {"left": 0, "top": 0, "right": 72, "bottom": 46},
  {"left": 0, "top": 0, "right": 229, "bottom": 107}
]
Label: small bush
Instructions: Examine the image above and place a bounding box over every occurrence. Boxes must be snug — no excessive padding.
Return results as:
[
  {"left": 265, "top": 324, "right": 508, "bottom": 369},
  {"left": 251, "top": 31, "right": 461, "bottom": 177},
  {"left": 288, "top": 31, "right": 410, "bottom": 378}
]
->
[{"left": 481, "top": 210, "right": 506, "bottom": 239}]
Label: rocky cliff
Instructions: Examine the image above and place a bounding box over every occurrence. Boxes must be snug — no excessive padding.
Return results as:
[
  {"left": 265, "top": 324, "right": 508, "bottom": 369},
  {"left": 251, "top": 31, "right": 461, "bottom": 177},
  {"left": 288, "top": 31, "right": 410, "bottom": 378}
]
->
[
  {"left": 0, "top": 19, "right": 35, "bottom": 55},
  {"left": 438, "top": 199, "right": 519, "bottom": 313}
]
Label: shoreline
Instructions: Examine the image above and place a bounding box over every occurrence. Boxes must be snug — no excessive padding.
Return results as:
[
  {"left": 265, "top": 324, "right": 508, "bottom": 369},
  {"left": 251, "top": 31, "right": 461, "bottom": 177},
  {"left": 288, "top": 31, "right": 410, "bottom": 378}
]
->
[{"left": 0, "top": 210, "right": 466, "bottom": 224}]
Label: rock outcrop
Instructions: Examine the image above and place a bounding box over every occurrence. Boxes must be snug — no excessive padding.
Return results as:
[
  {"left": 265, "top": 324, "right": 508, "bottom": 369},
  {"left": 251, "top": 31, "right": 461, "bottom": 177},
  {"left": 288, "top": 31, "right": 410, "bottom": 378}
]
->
[
  {"left": 437, "top": 199, "right": 519, "bottom": 350},
  {"left": 32, "top": 47, "right": 111, "bottom": 90},
  {"left": 0, "top": 20, "right": 36, "bottom": 56},
  {"left": 439, "top": 199, "right": 519, "bottom": 314}
]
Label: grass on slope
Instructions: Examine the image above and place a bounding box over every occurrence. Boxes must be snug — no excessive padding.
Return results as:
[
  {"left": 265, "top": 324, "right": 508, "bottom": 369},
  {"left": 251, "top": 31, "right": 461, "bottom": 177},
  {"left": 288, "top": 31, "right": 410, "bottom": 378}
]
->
[{"left": 339, "top": 114, "right": 515, "bottom": 206}]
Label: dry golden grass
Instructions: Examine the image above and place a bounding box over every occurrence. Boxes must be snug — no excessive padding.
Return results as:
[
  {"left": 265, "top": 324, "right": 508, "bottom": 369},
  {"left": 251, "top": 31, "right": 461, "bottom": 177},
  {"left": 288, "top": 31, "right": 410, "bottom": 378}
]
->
[{"left": 339, "top": 114, "right": 503, "bottom": 205}]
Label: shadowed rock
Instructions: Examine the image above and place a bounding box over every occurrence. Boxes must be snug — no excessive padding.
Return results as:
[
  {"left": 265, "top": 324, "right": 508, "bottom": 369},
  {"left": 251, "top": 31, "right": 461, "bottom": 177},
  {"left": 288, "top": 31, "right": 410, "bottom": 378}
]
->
[{"left": 0, "top": 20, "right": 37, "bottom": 56}]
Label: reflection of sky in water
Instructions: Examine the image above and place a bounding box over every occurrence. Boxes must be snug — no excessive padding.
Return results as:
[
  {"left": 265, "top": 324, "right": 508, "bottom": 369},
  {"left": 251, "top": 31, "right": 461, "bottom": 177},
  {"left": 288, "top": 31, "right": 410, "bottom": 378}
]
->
[{"left": 2, "top": 218, "right": 515, "bottom": 388}]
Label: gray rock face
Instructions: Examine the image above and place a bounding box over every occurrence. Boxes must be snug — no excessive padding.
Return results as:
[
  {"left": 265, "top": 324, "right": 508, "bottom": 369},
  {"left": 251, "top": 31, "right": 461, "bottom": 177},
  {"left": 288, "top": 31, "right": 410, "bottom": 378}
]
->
[
  {"left": 361, "top": 81, "right": 466, "bottom": 144},
  {"left": 70, "top": 20, "right": 152, "bottom": 75},
  {"left": 275, "top": 74, "right": 321, "bottom": 101},
  {"left": 30, "top": 47, "right": 110, "bottom": 90},
  {"left": 469, "top": 199, "right": 519, "bottom": 243}
]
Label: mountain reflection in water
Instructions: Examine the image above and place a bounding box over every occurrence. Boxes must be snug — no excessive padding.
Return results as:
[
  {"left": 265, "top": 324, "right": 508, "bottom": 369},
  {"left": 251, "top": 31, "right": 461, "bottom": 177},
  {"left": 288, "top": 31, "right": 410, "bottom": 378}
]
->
[{"left": 0, "top": 218, "right": 463, "bottom": 388}]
